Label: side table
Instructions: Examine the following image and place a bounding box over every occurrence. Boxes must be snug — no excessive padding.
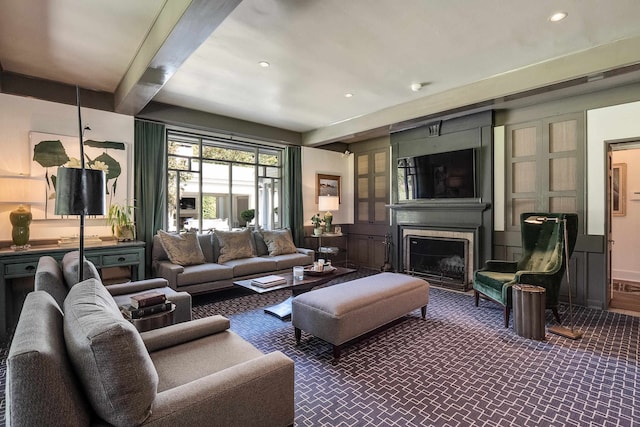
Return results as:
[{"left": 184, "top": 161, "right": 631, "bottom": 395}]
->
[
  {"left": 512, "top": 284, "right": 546, "bottom": 340},
  {"left": 129, "top": 304, "right": 176, "bottom": 333}
]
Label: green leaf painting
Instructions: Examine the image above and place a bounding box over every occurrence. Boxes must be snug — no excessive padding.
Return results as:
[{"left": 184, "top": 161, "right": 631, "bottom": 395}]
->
[{"left": 30, "top": 132, "right": 129, "bottom": 219}]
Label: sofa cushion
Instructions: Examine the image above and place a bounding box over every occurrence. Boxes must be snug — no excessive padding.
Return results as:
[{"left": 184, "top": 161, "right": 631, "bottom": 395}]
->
[
  {"left": 215, "top": 228, "right": 255, "bottom": 263},
  {"left": 253, "top": 230, "right": 269, "bottom": 256},
  {"left": 6, "top": 291, "right": 91, "bottom": 427},
  {"left": 177, "top": 263, "right": 235, "bottom": 286},
  {"left": 34, "top": 256, "right": 68, "bottom": 310},
  {"left": 158, "top": 230, "right": 207, "bottom": 266},
  {"left": 225, "top": 257, "right": 278, "bottom": 277},
  {"left": 270, "top": 252, "right": 315, "bottom": 270},
  {"left": 64, "top": 278, "right": 158, "bottom": 427},
  {"left": 61, "top": 251, "right": 101, "bottom": 287},
  {"left": 262, "top": 229, "right": 297, "bottom": 256}
]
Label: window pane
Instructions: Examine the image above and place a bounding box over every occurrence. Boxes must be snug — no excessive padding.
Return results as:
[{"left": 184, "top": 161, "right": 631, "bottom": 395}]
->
[
  {"left": 259, "top": 151, "right": 279, "bottom": 165},
  {"left": 232, "top": 163, "right": 255, "bottom": 229},
  {"left": 179, "top": 171, "right": 199, "bottom": 231},
  {"left": 203, "top": 144, "right": 255, "bottom": 163},
  {"left": 258, "top": 177, "right": 280, "bottom": 230}
]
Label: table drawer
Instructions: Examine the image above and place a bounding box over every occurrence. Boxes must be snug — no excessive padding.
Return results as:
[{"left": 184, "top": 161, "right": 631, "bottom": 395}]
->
[
  {"left": 103, "top": 253, "right": 140, "bottom": 266},
  {"left": 4, "top": 261, "right": 39, "bottom": 277}
]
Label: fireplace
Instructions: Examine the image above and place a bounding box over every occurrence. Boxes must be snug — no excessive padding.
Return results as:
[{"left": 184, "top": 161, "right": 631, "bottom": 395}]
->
[{"left": 402, "top": 228, "right": 475, "bottom": 291}]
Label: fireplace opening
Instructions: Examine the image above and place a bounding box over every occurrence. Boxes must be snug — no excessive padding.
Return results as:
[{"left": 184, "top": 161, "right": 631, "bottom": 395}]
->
[{"left": 407, "top": 235, "right": 469, "bottom": 290}]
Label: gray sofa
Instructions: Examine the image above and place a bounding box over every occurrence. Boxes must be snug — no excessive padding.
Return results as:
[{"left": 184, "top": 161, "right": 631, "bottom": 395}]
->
[
  {"left": 152, "top": 230, "right": 315, "bottom": 295},
  {"left": 6, "top": 280, "right": 295, "bottom": 426}
]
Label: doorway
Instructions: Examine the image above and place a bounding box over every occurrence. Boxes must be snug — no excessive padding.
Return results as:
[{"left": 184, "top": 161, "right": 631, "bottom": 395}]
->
[{"left": 607, "top": 141, "right": 640, "bottom": 313}]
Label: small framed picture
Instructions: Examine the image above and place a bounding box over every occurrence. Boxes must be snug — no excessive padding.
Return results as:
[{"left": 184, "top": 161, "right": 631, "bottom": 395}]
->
[
  {"left": 334, "top": 226, "right": 342, "bottom": 234},
  {"left": 316, "top": 173, "right": 341, "bottom": 203}
]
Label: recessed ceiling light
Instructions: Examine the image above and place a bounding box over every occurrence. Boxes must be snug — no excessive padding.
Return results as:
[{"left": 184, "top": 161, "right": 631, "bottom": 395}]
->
[
  {"left": 258, "top": 61, "right": 270, "bottom": 68},
  {"left": 344, "top": 93, "right": 353, "bottom": 98},
  {"left": 549, "top": 11, "right": 568, "bottom": 22}
]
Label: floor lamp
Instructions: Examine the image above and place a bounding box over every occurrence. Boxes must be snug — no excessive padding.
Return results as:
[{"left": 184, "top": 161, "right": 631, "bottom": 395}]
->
[
  {"left": 55, "top": 86, "right": 105, "bottom": 282},
  {"left": 525, "top": 214, "right": 583, "bottom": 340}
]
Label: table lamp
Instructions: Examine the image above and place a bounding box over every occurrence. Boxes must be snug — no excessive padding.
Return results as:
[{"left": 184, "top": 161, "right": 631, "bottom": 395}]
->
[
  {"left": 0, "top": 175, "right": 46, "bottom": 250},
  {"left": 318, "top": 195, "right": 339, "bottom": 232}
]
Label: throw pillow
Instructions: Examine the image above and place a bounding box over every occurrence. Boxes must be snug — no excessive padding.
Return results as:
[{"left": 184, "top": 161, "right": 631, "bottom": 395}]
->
[
  {"left": 157, "top": 230, "right": 206, "bottom": 266},
  {"left": 63, "top": 278, "right": 158, "bottom": 427},
  {"left": 61, "top": 251, "right": 101, "bottom": 287},
  {"left": 262, "top": 229, "right": 298, "bottom": 256},
  {"left": 215, "top": 228, "right": 255, "bottom": 263}
]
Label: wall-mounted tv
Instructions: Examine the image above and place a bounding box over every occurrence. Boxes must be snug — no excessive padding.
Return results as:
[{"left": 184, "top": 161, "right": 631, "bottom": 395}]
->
[{"left": 397, "top": 148, "right": 476, "bottom": 201}]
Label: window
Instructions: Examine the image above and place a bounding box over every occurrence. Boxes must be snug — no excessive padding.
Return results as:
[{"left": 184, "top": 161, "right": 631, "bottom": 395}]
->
[{"left": 167, "top": 131, "right": 282, "bottom": 232}]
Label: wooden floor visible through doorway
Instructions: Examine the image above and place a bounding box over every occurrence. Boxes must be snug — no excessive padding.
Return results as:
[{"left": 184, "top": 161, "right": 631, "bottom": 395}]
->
[{"left": 610, "top": 279, "right": 640, "bottom": 312}]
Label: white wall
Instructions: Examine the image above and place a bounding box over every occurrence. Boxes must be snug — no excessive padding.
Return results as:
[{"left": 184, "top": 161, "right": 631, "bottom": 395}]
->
[
  {"left": 301, "top": 147, "right": 353, "bottom": 226},
  {"left": 587, "top": 100, "right": 640, "bottom": 235},
  {"left": 0, "top": 93, "right": 134, "bottom": 242},
  {"left": 611, "top": 148, "right": 640, "bottom": 281}
]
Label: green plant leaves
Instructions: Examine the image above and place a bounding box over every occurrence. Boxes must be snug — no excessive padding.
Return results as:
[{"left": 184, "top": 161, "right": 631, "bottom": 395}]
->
[{"left": 33, "top": 140, "right": 70, "bottom": 168}]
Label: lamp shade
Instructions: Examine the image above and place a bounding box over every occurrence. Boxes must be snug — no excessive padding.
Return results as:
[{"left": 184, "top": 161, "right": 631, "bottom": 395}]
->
[
  {"left": 0, "top": 176, "right": 46, "bottom": 205},
  {"left": 318, "top": 195, "right": 339, "bottom": 212},
  {"left": 55, "top": 168, "right": 106, "bottom": 215}
]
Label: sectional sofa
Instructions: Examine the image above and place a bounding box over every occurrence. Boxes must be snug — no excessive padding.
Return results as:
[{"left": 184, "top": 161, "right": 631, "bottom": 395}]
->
[{"left": 152, "top": 228, "right": 315, "bottom": 295}]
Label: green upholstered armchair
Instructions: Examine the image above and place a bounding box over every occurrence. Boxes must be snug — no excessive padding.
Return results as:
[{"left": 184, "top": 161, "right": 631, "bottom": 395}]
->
[{"left": 473, "top": 212, "right": 578, "bottom": 327}]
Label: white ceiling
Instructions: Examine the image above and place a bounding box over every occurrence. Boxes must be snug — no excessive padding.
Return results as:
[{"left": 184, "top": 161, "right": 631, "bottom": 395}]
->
[{"left": 2, "top": 0, "right": 640, "bottom": 143}]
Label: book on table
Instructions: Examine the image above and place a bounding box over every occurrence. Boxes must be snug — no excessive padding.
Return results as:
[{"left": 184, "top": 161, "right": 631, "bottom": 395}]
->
[
  {"left": 251, "top": 275, "right": 287, "bottom": 288},
  {"left": 120, "top": 301, "right": 173, "bottom": 319},
  {"left": 130, "top": 291, "right": 166, "bottom": 308}
]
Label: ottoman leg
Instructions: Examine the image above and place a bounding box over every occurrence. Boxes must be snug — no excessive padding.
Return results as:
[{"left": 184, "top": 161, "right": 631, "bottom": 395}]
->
[
  {"left": 421, "top": 306, "right": 427, "bottom": 319},
  {"left": 333, "top": 345, "right": 341, "bottom": 360},
  {"left": 294, "top": 327, "right": 301, "bottom": 344}
]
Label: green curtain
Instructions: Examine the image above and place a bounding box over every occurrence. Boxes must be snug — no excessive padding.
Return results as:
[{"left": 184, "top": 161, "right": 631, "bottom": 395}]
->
[
  {"left": 134, "top": 120, "right": 166, "bottom": 278},
  {"left": 283, "top": 146, "right": 304, "bottom": 247}
]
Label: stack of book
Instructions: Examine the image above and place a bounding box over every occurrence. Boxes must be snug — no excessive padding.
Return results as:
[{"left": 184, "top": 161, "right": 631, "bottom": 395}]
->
[
  {"left": 251, "top": 275, "right": 287, "bottom": 288},
  {"left": 120, "top": 291, "right": 172, "bottom": 319}
]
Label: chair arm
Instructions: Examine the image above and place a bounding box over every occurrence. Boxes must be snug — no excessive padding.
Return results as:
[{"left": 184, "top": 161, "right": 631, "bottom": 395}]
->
[
  {"left": 154, "top": 261, "right": 184, "bottom": 288},
  {"left": 143, "top": 351, "right": 294, "bottom": 427},
  {"left": 297, "top": 247, "right": 315, "bottom": 260},
  {"left": 514, "top": 270, "right": 557, "bottom": 287},
  {"left": 105, "top": 278, "right": 170, "bottom": 296},
  {"left": 141, "top": 315, "right": 230, "bottom": 352},
  {"left": 482, "top": 260, "right": 518, "bottom": 273}
]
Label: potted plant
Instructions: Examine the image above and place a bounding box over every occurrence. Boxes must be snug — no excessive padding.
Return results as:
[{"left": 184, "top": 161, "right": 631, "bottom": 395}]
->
[
  {"left": 311, "top": 213, "right": 323, "bottom": 236},
  {"left": 240, "top": 208, "right": 255, "bottom": 227},
  {"left": 107, "top": 203, "right": 135, "bottom": 241}
]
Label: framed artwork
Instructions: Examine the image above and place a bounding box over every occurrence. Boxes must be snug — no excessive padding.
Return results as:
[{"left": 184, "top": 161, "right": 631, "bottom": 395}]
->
[
  {"left": 29, "top": 131, "right": 129, "bottom": 219},
  {"left": 316, "top": 174, "right": 341, "bottom": 203},
  {"left": 612, "top": 163, "right": 626, "bottom": 217}
]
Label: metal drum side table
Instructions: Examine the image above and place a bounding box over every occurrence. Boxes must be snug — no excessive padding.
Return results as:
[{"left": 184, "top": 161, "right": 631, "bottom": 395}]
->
[{"left": 512, "top": 284, "right": 546, "bottom": 340}]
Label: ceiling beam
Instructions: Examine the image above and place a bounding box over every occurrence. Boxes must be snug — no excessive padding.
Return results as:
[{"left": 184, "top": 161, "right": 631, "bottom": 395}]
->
[{"left": 114, "top": 0, "right": 242, "bottom": 115}]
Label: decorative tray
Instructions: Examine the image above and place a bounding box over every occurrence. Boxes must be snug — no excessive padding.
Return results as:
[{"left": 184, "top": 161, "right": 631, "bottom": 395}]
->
[{"left": 304, "top": 266, "right": 336, "bottom": 276}]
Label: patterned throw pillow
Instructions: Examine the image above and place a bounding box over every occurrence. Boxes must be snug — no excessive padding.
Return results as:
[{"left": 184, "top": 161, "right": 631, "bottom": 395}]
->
[
  {"left": 157, "top": 230, "right": 206, "bottom": 266},
  {"left": 215, "top": 229, "right": 255, "bottom": 263},
  {"left": 262, "top": 229, "right": 298, "bottom": 256}
]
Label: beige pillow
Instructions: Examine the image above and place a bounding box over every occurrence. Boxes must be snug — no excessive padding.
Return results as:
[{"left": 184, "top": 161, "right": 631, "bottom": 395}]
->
[
  {"left": 215, "top": 229, "right": 255, "bottom": 263},
  {"left": 262, "top": 229, "right": 298, "bottom": 256},
  {"left": 63, "top": 278, "right": 158, "bottom": 426},
  {"left": 157, "top": 230, "right": 206, "bottom": 266}
]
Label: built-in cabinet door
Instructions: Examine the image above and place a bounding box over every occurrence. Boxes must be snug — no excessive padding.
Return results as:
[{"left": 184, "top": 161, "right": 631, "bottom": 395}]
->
[
  {"left": 349, "top": 234, "right": 386, "bottom": 269},
  {"left": 355, "top": 149, "right": 389, "bottom": 225}
]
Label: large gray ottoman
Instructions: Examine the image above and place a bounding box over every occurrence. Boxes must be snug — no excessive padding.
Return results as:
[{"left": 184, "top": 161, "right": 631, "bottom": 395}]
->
[{"left": 292, "top": 272, "right": 429, "bottom": 359}]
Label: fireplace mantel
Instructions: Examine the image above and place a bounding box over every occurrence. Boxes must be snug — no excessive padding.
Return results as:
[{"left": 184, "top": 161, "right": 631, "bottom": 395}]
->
[{"left": 388, "top": 201, "right": 490, "bottom": 212}]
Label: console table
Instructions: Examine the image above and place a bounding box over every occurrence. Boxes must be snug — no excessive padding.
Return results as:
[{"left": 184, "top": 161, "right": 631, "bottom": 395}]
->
[{"left": 0, "top": 240, "right": 145, "bottom": 342}]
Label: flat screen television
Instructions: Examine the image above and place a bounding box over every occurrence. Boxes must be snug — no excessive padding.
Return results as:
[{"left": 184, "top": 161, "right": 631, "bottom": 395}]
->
[{"left": 397, "top": 148, "right": 476, "bottom": 201}]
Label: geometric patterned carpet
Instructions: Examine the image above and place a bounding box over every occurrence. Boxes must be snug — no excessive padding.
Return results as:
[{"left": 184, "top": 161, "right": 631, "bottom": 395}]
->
[{"left": 1, "top": 268, "right": 639, "bottom": 426}]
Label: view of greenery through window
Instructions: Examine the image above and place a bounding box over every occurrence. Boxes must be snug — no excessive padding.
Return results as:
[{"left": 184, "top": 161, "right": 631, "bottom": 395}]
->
[{"left": 166, "top": 131, "right": 282, "bottom": 232}]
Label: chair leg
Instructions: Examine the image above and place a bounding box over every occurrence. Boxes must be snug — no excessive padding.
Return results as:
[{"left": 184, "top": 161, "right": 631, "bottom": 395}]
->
[
  {"left": 504, "top": 307, "right": 510, "bottom": 328},
  {"left": 474, "top": 290, "right": 479, "bottom": 307},
  {"left": 551, "top": 307, "right": 561, "bottom": 324}
]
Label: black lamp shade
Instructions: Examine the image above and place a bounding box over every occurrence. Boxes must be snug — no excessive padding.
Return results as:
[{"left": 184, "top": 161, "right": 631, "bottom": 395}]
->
[{"left": 55, "top": 168, "right": 106, "bottom": 216}]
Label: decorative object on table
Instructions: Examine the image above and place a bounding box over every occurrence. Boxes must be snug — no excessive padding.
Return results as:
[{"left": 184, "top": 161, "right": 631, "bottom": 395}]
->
[
  {"left": 334, "top": 225, "right": 342, "bottom": 234},
  {"left": 311, "top": 213, "right": 323, "bottom": 236},
  {"left": 120, "top": 301, "right": 173, "bottom": 319},
  {"left": 107, "top": 202, "right": 135, "bottom": 241},
  {"left": 0, "top": 175, "right": 46, "bottom": 250},
  {"left": 304, "top": 265, "right": 336, "bottom": 276},
  {"left": 293, "top": 266, "right": 304, "bottom": 280},
  {"left": 524, "top": 214, "right": 583, "bottom": 340},
  {"left": 318, "top": 195, "right": 339, "bottom": 233},
  {"left": 240, "top": 208, "right": 255, "bottom": 227},
  {"left": 58, "top": 235, "right": 103, "bottom": 248},
  {"left": 251, "top": 275, "right": 287, "bottom": 288},
  {"left": 316, "top": 173, "right": 341, "bottom": 203},
  {"left": 130, "top": 291, "right": 166, "bottom": 308},
  {"left": 381, "top": 231, "right": 393, "bottom": 272},
  {"left": 54, "top": 86, "right": 106, "bottom": 281}
]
